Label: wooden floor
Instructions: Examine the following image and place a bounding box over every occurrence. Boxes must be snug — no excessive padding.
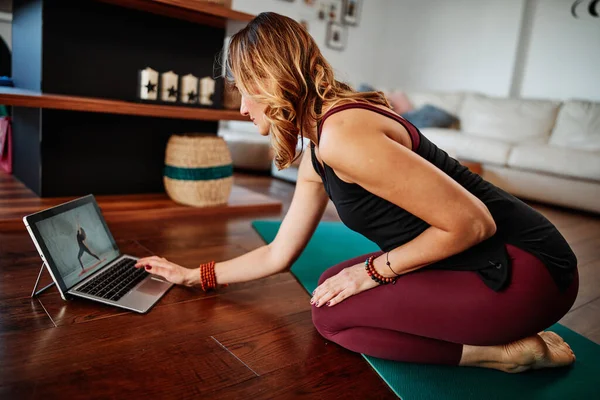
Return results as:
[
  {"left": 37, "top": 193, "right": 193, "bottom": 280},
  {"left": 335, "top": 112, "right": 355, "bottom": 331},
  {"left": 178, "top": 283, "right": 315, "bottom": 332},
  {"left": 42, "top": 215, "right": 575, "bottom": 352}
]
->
[{"left": 1, "top": 169, "right": 599, "bottom": 399}]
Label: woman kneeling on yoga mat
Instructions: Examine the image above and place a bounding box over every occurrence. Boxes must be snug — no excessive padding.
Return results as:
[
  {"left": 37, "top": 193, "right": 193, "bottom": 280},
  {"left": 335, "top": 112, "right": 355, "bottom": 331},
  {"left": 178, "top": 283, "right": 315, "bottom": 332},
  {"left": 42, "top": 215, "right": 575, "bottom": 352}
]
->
[{"left": 136, "top": 12, "right": 578, "bottom": 373}]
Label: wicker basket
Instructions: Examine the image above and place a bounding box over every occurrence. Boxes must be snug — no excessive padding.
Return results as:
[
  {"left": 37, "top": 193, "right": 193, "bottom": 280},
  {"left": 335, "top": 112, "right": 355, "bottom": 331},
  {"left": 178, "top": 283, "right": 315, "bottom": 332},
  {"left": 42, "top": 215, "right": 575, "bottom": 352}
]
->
[{"left": 163, "top": 134, "right": 233, "bottom": 207}]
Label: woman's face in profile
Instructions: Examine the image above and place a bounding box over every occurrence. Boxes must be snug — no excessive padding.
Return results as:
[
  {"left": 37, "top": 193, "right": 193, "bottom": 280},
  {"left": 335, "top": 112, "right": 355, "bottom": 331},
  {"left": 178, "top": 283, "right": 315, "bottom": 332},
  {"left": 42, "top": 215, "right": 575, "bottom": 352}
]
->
[{"left": 240, "top": 93, "right": 270, "bottom": 136}]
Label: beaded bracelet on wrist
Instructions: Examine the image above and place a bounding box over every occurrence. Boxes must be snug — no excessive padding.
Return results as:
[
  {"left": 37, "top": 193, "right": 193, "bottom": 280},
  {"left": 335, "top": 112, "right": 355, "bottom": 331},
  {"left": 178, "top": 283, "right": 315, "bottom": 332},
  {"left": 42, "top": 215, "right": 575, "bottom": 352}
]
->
[
  {"left": 364, "top": 256, "right": 397, "bottom": 285},
  {"left": 198, "top": 261, "right": 229, "bottom": 291},
  {"left": 199, "top": 261, "right": 216, "bottom": 291}
]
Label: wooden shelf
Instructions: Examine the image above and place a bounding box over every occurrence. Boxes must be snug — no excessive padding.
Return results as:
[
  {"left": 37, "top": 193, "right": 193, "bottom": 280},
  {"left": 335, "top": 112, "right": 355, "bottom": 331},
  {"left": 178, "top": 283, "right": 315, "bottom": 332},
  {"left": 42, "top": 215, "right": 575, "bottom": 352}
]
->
[
  {"left": 0, "top": 169, "right": 282, "bottom": 221},
  {"left": 0, "top": 87, "right": 248, "bottom": 122},
  {"left": 94, "top": 0, "right": 255, "bottom": 28}
]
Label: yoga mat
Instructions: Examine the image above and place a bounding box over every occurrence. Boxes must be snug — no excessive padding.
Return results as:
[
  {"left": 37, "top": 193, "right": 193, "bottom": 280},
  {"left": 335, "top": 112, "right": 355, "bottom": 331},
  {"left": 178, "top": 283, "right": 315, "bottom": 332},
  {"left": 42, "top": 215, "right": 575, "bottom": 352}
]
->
[{"left": 253, "top": 220, "right": 600, "bottom": 400}]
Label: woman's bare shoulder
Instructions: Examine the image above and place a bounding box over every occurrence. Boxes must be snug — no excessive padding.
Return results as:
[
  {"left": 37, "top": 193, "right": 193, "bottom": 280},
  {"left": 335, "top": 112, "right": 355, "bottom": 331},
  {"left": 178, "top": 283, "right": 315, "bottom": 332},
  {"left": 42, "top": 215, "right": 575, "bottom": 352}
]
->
[{"left": 319, "top": 104, "right": 411, "bottom": 159}]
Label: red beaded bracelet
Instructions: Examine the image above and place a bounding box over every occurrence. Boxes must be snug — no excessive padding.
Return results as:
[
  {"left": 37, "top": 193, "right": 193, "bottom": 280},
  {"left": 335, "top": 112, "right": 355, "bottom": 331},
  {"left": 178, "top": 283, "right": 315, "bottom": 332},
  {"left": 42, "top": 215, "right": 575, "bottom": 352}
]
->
[
  {"left": 364, "top": 256, "right": 397, "bottom": 285},
  {"left": 199, "top": 261, "right": 216, "bottom": 291},
  {"left": 198, "top": 261, "right": 229, "bottom": 291}
]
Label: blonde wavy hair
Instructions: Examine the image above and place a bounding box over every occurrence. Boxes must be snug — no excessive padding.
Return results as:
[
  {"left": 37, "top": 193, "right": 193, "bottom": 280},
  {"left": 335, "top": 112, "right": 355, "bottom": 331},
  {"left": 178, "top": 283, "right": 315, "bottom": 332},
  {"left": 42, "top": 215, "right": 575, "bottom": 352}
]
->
[{"left": 225, "top": 12, "right": 390, "bottom": 170}]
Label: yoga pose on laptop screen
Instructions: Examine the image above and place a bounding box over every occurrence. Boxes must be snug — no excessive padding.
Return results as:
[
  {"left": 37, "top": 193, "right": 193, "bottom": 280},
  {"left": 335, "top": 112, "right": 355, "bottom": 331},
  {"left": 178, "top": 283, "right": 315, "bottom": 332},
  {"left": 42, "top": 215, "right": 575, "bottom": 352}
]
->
[
  {"left": 76, "top": 217, "right": 102, "bottom": 273},
  {"left": 35, "top": 204, "right": 113, "bottom": 288},
  {"left": 136, "top": 12, "right": 579, "bottom": 373}
]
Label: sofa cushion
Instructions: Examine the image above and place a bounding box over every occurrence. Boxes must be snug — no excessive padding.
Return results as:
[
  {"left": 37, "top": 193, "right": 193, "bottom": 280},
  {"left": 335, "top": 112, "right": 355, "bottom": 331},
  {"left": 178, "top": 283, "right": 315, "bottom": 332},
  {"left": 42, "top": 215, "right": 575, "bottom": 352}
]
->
[
  {"left": 459, "top": 94, "right": 560, "bottom": 144},
  {"left": 420, "top": 128, "right": 512, "bottom": 166},
  {"left": 225, "top": 120, "right": 257, "bottom": 133},
  {"left": 401, "top": 105, "right": 458, "bottom": 129},
  {"left": 549, "top": 100, "right": 600, "bottom": 151},
  {"left": 218, "top": 129, "right": 273, "bottom": 171},
  {"left": 507, "top": 143, "right": 600, "bottom": 181},
  {"left": 387, "top": 91, "right": 414, "bottom": 114},
  {"left": 357, "top": 83, "right": 376, "bottom": 92},
  {"left": 218, "top": 128, "right": 269, "bottom": 144},
  {"left": 404, "top": 91, "right": 465, "bottom": 116}
]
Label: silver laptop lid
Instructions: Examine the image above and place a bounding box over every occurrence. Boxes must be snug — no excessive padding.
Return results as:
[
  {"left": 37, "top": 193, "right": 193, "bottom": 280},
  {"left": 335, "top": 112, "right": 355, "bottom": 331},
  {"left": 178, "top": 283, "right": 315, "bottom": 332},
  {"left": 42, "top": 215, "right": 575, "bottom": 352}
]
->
[{"left": 23, "top": 195, "right": 121, "bottom": 294}]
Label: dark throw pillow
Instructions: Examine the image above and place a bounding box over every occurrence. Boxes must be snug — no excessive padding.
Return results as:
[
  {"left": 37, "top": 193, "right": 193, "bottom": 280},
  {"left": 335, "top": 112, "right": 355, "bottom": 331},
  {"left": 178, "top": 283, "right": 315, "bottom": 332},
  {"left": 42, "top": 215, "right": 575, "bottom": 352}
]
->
[{"left": 401, "top": 104, "right": 458, "bottom": 129}]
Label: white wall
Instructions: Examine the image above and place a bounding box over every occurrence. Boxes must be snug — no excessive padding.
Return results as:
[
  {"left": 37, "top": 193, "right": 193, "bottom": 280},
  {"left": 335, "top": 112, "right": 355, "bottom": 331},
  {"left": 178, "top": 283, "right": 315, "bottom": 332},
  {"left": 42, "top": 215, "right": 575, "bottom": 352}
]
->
[
  {"left": 375, "top": 0, "right": 599, "bottom": 102},
  {"left": 519, "top": 0, "right": 600, "bottom": 102},
  {"left": 0, "top": 11, "right": 11, "bottom": 50},
  {"left": 2, "top": 1, "right": 598, "bottom": 102},
  {"left": 227, "top": 0, "right": 389, "bottom": 88},
  {"left": 376, "top": 0, "right": 525, "bottom": 97}
]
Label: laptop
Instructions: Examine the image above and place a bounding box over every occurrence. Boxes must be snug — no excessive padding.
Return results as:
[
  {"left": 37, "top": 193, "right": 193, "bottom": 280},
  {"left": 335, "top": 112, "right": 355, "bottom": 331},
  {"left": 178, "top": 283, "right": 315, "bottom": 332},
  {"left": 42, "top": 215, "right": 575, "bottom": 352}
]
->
[{"left": 23, "top": 194, "right": 173, "bottom": 313}]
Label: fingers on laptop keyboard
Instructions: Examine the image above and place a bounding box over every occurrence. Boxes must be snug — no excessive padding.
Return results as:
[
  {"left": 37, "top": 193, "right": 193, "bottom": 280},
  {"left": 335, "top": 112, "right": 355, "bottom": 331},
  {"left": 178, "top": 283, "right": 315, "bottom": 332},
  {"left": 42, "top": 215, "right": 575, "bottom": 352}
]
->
[
  {"left": 135, "top": 256, "right": 165, "bottom": 268},
  {"left": 135, "top": 258, "right": 170, "bottom": 274}
]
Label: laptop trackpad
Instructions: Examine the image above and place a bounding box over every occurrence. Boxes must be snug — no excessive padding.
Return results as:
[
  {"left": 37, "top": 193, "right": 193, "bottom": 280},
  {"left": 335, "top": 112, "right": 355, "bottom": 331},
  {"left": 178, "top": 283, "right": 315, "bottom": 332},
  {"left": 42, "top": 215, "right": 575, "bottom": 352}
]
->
[{"left": 137, "top": 276, "right": 170, "bottom": 295}]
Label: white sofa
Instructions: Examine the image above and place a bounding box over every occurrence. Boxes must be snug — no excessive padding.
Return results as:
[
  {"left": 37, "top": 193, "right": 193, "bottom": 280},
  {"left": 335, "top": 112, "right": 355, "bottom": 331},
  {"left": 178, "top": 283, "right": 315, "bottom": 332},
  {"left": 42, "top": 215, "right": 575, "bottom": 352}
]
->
[
  {"left": 218, "top": 121, "right": 274, "bottom": 171},
  {"left": 218, "top": 120, "right": 304, "bottom": 182},
  {"left": 218, "top": 92, "right": 600, "bottom": 214},
  {"left": 401, "top": 91, "right": 600, "bottom": 214}
]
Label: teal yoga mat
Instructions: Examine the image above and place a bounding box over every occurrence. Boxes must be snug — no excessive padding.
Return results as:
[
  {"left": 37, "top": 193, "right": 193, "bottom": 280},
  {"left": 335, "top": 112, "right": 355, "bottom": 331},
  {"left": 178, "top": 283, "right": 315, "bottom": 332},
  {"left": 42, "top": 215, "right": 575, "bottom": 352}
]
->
[{"left": 252, "top": 220, "right": 600, "bottom": 400}]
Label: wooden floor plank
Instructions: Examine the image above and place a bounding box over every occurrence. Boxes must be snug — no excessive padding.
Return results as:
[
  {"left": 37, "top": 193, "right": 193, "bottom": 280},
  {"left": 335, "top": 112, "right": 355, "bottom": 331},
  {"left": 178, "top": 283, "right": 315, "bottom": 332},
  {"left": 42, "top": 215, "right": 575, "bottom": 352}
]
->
[
  {"left": 0, "top": 297, "right": 55, "bottom": 334},
  {"left": 0, "top": 188, "right": 35, "bottom": 197},
  {"left": 1, "top": 279, "right": 311, "bottom": 358},
  {"left": 0, "top": 281, "right": 319, "bottom": 394},
  {"left": 38, "top": 269, "right": 296, "bottom": 328},
  {"left": 0, "top": 182, "right": 30, "bottom": 191},
  {"left": 213, "top": 310, "right": 334, "bottom": 376},
  {"left": 556, "top": 218, "right": 600, "bottom": 246},
  {"left": 570, "top": 235, "right": 600, "bottom": 267},
  {"left": 0, "top": 252, "right": 54, "bottom": 301},
  {"left": 204, "top": 347, "right": 396, "bottom": 400},
  {"left": 570, "top": 259, "right": 600, "bottom": 311},
  {"left": 0, "top": 334, "right": 257, "bottom": 400},
  {"left": 34, "top": 274, "right": 307, "bottom": 331},
  {"left": 533, "top": 202, "right": 599, "bottom": 230},
  {"left": 559, "top": 297, "right": 600, "bottom": 344}
]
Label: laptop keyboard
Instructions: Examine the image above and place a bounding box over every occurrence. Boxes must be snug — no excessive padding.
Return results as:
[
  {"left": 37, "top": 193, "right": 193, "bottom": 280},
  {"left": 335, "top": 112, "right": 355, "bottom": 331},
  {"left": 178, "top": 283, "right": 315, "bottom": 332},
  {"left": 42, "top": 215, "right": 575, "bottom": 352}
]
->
[{"left": 77, "top": 258, "right": 149, "bottom": 302}]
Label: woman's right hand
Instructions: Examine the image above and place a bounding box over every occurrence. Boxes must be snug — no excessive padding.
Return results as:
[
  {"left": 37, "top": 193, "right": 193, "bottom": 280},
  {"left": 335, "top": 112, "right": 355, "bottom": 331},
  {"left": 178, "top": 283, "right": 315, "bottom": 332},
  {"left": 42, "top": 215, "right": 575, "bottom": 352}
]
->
[{"left": 135, "top": 256, "right": 197, "bottom": 287}]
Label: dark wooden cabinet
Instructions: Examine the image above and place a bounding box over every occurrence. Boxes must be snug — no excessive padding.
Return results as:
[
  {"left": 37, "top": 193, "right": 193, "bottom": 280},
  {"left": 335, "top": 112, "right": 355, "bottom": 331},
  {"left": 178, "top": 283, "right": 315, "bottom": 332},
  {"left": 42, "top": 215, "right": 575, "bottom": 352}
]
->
[{"left": 5, "top": 0, "right": 253, "bottom": 196}]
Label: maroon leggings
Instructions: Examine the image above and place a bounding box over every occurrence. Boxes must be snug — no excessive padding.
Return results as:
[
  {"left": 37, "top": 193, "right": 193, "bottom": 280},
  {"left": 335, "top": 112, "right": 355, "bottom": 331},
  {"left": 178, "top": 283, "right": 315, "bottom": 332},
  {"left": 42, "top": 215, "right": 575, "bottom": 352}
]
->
[{"left": 311, "top": 244, "right": 579, "bottom": 365}]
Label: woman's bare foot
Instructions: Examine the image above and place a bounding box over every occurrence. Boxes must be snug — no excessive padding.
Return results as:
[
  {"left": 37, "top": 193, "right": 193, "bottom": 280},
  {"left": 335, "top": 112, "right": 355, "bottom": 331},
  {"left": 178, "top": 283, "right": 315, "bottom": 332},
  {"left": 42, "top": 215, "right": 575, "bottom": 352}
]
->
[
  {"left": 499, "top": 331, "right": 576, "bottom": 372},
  {"left": 460, "top": 331, "right": 576, "bottom": 373}
]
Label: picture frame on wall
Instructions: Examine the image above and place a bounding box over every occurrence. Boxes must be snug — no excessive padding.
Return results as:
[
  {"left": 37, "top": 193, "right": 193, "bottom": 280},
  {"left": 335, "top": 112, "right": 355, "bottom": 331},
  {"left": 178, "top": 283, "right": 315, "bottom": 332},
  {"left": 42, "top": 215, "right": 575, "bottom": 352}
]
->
[
  {"left": 326, "top": 0, "right": 344, "bottom": 24},
  {"left": 342, "top": 0, "right": 361, "bottom": 26},
  {"left": 318, "top": 3, "right": 327, "bottom": 20},
  {"left": 326, "top": 22, "right": 347, "bottom": 51}
]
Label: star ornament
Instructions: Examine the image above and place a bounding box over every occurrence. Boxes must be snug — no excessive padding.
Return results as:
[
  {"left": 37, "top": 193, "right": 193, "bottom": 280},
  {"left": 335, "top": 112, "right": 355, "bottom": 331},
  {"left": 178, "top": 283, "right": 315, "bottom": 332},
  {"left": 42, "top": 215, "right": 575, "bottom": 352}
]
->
[
  {"left": 144, "top": 81, "right": 157, "bottom": 93},
  {"left": 167, "top": 86, "right": 178, "bottom": 98},
  {"left": 187, "top": 91, "right": 198, "bottom": 103}
]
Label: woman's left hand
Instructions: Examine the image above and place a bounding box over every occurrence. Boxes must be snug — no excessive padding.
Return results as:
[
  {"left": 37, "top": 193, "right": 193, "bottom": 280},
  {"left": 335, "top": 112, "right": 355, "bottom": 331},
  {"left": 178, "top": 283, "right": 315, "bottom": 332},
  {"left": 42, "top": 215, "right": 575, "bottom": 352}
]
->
[{"left": 311, "top": 262, "right": 379, "bottom": 307}]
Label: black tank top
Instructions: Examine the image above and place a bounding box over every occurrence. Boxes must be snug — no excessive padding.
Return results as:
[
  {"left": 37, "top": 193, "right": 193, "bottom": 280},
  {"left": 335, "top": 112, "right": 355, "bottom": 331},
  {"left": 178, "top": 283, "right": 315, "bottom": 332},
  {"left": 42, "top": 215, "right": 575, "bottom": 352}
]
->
[{"left": 310, "top": 102, "right": 576, "bottom": 292}]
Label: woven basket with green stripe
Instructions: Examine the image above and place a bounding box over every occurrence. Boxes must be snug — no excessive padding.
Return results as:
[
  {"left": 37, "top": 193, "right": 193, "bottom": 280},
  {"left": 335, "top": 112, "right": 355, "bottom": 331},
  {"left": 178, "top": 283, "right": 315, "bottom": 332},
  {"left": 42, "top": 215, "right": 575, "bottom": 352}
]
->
[{"left": 163, "top": 134, "right": 233, "bottom": 207}]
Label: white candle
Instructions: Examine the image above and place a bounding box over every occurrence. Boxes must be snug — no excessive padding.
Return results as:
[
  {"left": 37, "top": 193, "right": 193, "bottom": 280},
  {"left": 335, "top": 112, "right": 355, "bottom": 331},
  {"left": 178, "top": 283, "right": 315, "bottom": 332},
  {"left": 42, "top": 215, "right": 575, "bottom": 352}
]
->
[
  {"left": 138, "top": 67, "right": 159, "bottom": 101},
  {"left": 160, "top": 71, "right": 179, "bottom": 102},
  {"left": 180, "top": 74, "right": 199, "bottom": 104},
  {"left": 199, "top": 77, "right": 216, "bottom": 106}
]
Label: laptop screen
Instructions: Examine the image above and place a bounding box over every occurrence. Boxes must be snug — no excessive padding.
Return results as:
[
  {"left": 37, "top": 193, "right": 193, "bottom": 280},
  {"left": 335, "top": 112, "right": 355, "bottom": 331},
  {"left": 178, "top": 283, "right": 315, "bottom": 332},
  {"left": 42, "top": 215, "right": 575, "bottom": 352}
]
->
[{"left": 28, "top": 196, "right": 120, "bottom": 290}]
